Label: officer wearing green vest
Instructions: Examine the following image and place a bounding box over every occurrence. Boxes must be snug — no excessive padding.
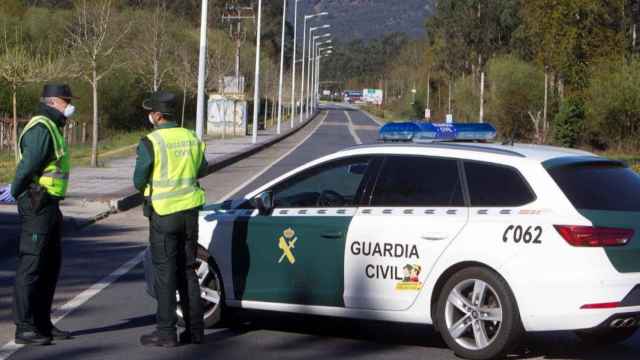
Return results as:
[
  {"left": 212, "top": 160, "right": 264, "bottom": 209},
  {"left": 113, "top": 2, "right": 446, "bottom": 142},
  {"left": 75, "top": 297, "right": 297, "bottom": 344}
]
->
[
  {"left": 134, "top": 91, "right": 208, "bottom": 347},
  {"left": 11, "top": 84, "right": 74, "bottom": 345}
]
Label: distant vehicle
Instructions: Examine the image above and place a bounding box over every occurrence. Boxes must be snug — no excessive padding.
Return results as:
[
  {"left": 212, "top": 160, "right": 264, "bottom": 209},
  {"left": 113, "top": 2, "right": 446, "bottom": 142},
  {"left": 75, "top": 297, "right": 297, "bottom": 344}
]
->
[
  {"left": 362, "top": 88, "right": 383, "bottom": 105},
  {"left": 144, "top": 122, "right": 640, "bottom": 360},
  {"left": 343, "top": 90, "right": 363, "bottom": 104}
]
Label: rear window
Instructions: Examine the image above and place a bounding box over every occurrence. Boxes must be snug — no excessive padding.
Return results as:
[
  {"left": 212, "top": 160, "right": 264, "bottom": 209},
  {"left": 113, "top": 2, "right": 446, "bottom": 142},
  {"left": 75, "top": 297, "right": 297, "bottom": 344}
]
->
[
  {"left": 464, "top": 161, "right": 535, "bottom": 207},
  {"left": 547, "top": 162, "right": 640, "bottom": 211}
]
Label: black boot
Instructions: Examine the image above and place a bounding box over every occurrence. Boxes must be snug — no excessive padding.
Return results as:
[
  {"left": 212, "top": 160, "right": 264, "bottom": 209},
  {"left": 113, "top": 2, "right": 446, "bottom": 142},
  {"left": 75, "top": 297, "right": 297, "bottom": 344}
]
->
[
  {"left": 15, "top": 331, "right": 52, "bottom": 346},
  {"left": 48, "top": 326, "right": 72, "bottom": 340},
  {"left": 179, "top": 330, "right": 204, "bottom": 344},
  {"left": 140, "top": 331, "right": 178, "bottom": 347}
]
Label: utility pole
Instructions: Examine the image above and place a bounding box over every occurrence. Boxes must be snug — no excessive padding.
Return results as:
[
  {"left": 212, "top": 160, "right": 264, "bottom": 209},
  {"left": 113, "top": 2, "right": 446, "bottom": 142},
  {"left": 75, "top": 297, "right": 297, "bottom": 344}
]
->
[
  {"left": 222, "top": 2, "right": 254, "bottom": 138},
  {"left": 222, "top": 3, "right": 254, "bottom": 89}
]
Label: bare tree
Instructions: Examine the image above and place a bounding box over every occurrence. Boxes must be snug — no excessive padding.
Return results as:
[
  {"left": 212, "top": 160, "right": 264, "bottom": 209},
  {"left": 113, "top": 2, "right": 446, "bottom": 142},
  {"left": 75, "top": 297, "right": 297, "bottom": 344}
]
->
[
  {"left": 0, "top": 26, "right": 60, "bottom": 162},
  {"left": 66, "top": 0, "right": 130, "bottom": 167},
  {"left": 131, "top": 0, "right": 172, "bottom": 92},
  {"left": 206, "top": 30, "right": 235, "bottom": 93},
  {"left": 174, "top": 41, "right": 198, "bottom": 127}
]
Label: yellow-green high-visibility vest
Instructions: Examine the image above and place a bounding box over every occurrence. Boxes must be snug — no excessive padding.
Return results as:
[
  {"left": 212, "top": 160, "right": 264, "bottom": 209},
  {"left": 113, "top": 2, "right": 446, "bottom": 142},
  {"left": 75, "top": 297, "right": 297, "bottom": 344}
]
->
[
  {"left": 18, "top": 116, "right": 71, "bottom": 198},
  {"left": 145, "top": 127, "right": 206, "bottom": 216}
]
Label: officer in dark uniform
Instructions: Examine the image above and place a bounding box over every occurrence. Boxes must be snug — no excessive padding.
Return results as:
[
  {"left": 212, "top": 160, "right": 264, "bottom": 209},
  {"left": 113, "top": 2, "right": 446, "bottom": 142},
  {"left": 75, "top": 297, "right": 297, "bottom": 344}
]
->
[
  {"left": 134, "top": 91, "right": 208, "bottom": 347},
  {"left": 11, "top": 84, "right": 75, "bottom": 345}
]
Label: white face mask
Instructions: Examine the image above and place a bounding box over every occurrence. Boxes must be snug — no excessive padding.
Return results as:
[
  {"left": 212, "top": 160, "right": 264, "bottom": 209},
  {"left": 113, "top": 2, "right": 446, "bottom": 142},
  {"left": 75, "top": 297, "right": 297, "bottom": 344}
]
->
[
  {"left": 148, "top": 113, "right": 156, "bottom": 127},
  {"left": 63, "top": 104, "right": 76, "bottom": 118}
]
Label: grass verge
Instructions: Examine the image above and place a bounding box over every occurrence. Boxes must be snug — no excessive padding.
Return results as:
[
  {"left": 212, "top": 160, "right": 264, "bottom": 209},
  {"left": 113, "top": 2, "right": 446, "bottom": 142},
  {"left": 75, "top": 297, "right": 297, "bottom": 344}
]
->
[
  {"left": 360, "top": 104, "right": 405, "bottom": 122},
  {"left": 0, "top": 130, "right": 147, "bottom": 184}
]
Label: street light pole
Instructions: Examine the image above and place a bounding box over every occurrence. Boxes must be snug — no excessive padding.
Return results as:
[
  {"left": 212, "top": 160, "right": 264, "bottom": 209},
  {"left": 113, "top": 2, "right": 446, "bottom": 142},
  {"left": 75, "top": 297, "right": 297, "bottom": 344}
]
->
[
  {"left": 315, "top": 51, "right": 323, "bottom": 111},
  {"left": 251, "top": 0, "right": 263, "bottom": 144},
  {"left": 307, "top": 34, "right": 314, "bottom": 118},
  {"left": 313, "top": 43, "right": 332, "bottom": 112},
  {"left": 314, "top": 52, "right": 324, "bottom": 111},
  {"left": 195, "top": 0, "right": 208, "bottom": 139},
  {"left": 299, "top": 16, "right": 309, "bottom": 124},
  {"left": 299, "top": 13, "right": 328, "bottom": 124},
  {"left": 289, "top": 0, "right": 300, "bottom": 129},
  {"left": 317, "top": 51, "right": 331, "bottom": 110},
  {"left": 316, "top": 54, "right": 321, "bottom": 110},
  {"left": 276, "top": 0, "right": 287, "bottom": 135},
  {"left": 308, "top": 33, "right": 330, "bottom": 116}
]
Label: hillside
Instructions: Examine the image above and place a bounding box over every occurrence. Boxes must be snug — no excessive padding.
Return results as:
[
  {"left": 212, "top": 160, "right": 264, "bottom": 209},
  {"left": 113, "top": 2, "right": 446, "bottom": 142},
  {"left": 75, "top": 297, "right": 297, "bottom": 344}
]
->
[{"left": 288, "top": 0, "right": 433, "bottom": 42}]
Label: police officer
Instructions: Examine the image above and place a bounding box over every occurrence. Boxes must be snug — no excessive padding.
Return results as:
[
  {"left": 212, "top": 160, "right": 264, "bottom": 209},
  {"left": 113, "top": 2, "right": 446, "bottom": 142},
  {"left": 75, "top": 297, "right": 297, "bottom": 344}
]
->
[
  {"left": 11, "top": 84, "right": 75, "bottom": 345},
  {"left": 134, "top": 91, "right": 208, "bottom": 347}
]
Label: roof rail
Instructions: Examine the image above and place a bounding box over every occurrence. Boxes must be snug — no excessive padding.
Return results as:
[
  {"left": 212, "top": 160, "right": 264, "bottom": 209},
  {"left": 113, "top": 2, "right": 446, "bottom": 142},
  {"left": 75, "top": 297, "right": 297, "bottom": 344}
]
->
[{"left": 346, "top": 142, "right": 527, "bottom": 158}]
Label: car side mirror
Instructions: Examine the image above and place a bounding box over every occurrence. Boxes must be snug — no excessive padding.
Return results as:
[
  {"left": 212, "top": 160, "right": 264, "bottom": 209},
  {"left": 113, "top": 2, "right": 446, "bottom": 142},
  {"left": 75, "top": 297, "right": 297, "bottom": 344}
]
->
[{"left": 252, "top": 191, "right": 274, "bottom": 215}]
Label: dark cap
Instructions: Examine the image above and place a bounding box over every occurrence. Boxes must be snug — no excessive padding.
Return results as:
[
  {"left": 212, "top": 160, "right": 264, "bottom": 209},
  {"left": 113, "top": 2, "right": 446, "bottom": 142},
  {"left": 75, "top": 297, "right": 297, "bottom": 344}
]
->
[
  {"left": 142, "top": 91, "right": 176, "bottom": 116},
  {"left": 42, "top": 84, "right": 75, "bottom": 100}
]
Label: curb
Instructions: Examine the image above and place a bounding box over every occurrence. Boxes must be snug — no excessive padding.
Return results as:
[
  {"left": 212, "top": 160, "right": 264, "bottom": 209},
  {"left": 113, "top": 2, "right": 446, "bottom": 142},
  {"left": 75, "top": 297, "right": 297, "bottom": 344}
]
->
[{"left": 109, "top": 112, "right": 320, "bottom": 213}]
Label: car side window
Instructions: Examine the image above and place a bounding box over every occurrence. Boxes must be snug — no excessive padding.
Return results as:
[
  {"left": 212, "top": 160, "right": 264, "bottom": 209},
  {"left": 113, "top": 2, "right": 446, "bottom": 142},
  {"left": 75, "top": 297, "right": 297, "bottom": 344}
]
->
[
  {"left": 464, "top": 161, "right": 535, "bottom": 207},
  {"left": 272, "top": 157, "right": 371, "bottom": 208},
  {"left": 370, "top": 156, "right": 464, "bottom": 207}
]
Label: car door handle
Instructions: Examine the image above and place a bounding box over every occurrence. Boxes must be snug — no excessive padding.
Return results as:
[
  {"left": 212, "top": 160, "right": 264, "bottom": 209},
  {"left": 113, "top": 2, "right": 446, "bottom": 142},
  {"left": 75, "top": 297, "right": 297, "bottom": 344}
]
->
[
  {"left": 321, "top": 232, "right": 343, "bottom": 239},
  {"left": 421, "top": 234, "right": 449, "bottom": 241}
]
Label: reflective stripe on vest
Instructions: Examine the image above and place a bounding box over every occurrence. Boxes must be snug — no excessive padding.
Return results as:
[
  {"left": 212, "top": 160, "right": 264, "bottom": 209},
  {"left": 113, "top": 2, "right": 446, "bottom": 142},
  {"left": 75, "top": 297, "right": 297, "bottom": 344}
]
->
[
  {"left": 146, "top": 128, "right": 205, "bottom": 216},
  {"left": 18, "top": 116, "right": 70, "bottom": 198}
]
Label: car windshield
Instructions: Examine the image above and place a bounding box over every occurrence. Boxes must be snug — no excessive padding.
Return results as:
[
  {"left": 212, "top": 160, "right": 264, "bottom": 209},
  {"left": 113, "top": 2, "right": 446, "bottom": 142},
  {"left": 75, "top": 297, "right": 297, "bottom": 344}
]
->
[{"left": 547, "top": 161, "right": 640, "bottom": 211}]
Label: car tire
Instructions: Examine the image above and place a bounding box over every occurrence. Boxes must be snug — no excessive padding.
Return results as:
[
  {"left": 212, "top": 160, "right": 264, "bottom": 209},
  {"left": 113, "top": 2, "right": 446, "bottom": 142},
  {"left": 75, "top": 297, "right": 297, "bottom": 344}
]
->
[
  {"left": 575, "top": 327, "right": 638, "bottom": 345},
  {"left": 177, "top": 247, "right": 225, "bottom": 329},
  {"left": 435, "top": 267, "right": 524, "bottom": 360}
]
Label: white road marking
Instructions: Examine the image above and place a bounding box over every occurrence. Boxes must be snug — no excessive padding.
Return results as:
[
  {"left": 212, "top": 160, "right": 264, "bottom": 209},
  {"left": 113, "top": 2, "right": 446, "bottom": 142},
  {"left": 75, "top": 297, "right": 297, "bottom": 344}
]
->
[
  {"left": 216, "top": 111, "right": 329, "bottom": 202},
  {"left": 0, "top": 251, "right": 145, "bottom": 360},
  {"left": 344, "top": 111, "right": 363, "bottom": 145}
]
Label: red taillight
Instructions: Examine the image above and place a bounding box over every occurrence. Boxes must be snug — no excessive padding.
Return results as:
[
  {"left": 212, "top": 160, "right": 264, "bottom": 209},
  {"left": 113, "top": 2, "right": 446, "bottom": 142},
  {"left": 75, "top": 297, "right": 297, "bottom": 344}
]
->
[
  {"left": 554, "top": 225, "right": 634, "bottom": 247},
  {"left": 580, "top": 302, "right": 621, "bottom": 309}
]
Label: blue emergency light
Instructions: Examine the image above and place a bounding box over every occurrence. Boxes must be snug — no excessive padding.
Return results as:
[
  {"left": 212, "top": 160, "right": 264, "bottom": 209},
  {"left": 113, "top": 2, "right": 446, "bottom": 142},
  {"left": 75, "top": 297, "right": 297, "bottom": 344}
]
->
[{"left": 379, "top": 122, "right": 496, "bottom": 143}]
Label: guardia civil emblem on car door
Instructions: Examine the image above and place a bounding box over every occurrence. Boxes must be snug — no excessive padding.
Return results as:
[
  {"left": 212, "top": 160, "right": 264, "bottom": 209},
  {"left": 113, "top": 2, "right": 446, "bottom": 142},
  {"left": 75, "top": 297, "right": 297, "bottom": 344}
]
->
[{"left": 278, "top": 227, "right": 298, "bottom": 264}]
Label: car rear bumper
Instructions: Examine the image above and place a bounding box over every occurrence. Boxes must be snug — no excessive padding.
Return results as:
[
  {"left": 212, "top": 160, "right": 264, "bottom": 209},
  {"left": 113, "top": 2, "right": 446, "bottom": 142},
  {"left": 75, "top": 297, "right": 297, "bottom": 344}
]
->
[{"left": 506, "top": 264, "right": 640, "bottom": 331}]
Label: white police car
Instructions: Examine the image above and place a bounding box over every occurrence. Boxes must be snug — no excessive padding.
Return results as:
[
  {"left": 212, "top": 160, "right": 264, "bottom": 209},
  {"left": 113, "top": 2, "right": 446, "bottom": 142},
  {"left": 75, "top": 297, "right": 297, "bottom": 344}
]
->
[{"left": 145, "top": 122, "right": 640, "bottom": 359}]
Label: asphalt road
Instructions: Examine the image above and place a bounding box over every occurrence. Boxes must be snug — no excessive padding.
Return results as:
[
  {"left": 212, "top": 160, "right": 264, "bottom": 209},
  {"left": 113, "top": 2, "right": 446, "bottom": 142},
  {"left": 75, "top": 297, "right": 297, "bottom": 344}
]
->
[{"left": 1, "top": 106, "right": 639, "bottom": 360}]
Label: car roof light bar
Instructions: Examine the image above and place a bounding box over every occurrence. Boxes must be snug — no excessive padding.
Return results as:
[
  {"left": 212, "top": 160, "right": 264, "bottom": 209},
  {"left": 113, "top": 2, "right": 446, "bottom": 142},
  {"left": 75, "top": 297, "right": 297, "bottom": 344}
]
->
[{"left": 379, "top": 121, "right": 497, "bottom": 143}]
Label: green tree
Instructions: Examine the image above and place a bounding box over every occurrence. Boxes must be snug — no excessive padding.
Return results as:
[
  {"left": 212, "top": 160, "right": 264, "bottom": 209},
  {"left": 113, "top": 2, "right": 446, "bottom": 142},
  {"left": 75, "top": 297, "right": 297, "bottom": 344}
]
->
[
  {"left": 553, "top": 96, "right": 584, "bottom": 147},
  {"left": 587, "top": 59, "right": 640, "bottom": 149},
  {"left": 486, "top": 55, "right": 544, "bottom": 141},
  {"left": 452, "top": 76, "right": 479, "bottom": 122},
  {"left": 521, "top": 0, "right": 625, "bottom": 94}
]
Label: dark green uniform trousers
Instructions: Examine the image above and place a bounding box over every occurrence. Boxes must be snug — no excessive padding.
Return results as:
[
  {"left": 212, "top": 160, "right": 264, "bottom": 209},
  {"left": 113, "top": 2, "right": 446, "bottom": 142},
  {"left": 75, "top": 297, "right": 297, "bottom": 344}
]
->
[
  {"left": 149, "top": 208, "right": 204, "bottom": 336},
  {"left": 13, "top": 194, "right": 62, "bottom": 333}
]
